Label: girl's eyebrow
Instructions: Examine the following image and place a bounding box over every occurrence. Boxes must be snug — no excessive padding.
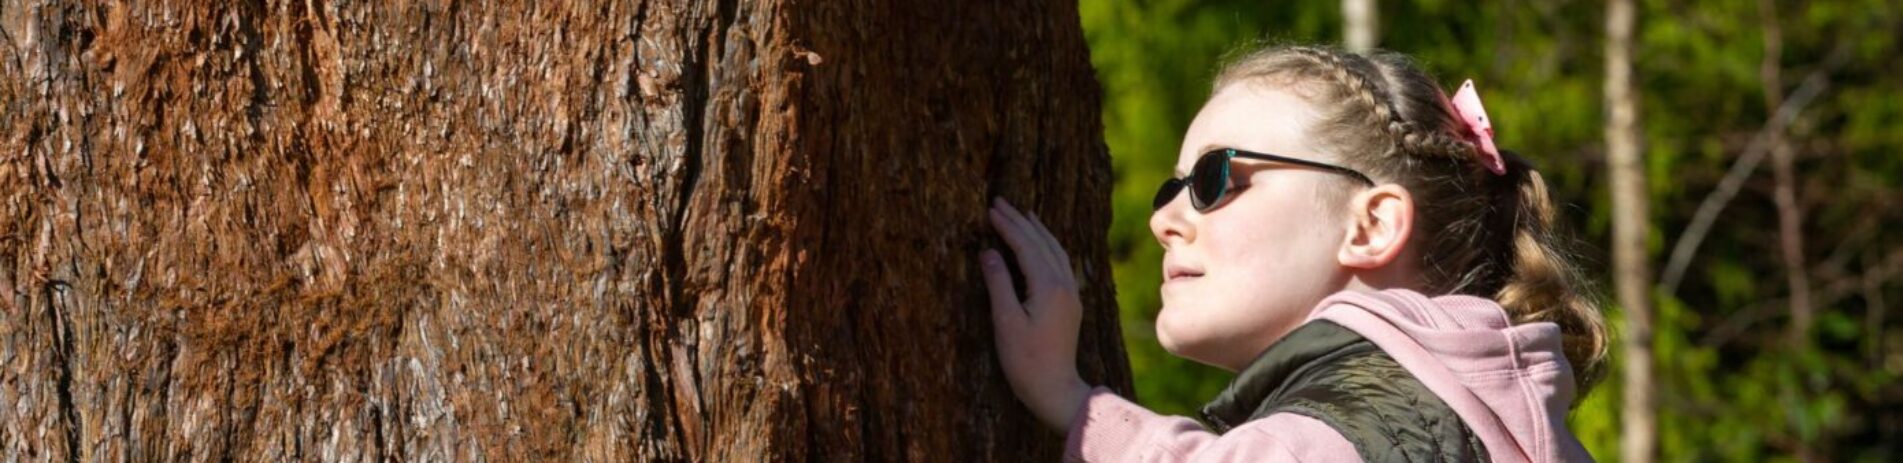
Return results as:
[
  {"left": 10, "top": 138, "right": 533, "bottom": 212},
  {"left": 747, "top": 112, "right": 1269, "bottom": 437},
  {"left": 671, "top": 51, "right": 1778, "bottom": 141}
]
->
[{"left": 1174, "top": 144, "right": 1231, "bottom": 177}]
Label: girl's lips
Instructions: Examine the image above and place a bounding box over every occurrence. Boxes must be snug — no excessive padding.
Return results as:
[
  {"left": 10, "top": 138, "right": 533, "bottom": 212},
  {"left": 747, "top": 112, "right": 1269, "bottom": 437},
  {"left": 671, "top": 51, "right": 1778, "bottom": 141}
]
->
[
  {"left": 1163, "top": 255, "right": 1203, "bottom": 284},
  {"left": 1164, "top": 266, "right": 1205, "bottom": 282},
  {"left": 1161, "top": 272, "right": 1200, "bottom": 296}
]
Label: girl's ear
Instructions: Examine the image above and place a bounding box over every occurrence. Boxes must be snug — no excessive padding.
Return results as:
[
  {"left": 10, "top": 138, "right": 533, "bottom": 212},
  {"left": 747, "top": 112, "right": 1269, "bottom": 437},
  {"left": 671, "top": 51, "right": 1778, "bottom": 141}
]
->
[{"left": 1337, "top": 184, "right": 1414, "bottom": 269}]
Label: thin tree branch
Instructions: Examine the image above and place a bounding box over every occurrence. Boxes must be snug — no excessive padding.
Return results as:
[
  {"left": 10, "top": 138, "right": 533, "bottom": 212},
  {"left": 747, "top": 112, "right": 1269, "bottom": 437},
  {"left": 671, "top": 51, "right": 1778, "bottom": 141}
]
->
[
  {"left": 1757, "top": 0, "right": 1816, "bottom": 349},
  {"left": 1657, "top": 45, "right": 1850, "bottom": 296},
  {"left": 1866, "top": 255, "right": 1890, "bottom": 369}
]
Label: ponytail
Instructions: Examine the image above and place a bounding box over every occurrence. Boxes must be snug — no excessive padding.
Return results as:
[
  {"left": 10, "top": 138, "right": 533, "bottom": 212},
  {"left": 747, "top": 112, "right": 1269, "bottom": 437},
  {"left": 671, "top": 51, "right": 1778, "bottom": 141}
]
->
[{"left": 1494, "top": 153, "right": 1609, "bottom": 396}]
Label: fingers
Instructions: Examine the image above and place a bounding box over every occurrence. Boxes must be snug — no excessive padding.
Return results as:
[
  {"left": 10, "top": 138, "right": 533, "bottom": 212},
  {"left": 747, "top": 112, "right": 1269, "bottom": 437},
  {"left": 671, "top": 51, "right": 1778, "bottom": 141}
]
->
[
  {"left": 990, "top": 198, "right": 1068, "bottom": 282},
  {"left": 1025, "top": 212, "right": 1074, "bottom": 282},
  {"left": 979, "top": 248, "right": 1028, "bottom": 328},
  {"left": 989, "top": 201, "right": 1059, "bottom": 287}
]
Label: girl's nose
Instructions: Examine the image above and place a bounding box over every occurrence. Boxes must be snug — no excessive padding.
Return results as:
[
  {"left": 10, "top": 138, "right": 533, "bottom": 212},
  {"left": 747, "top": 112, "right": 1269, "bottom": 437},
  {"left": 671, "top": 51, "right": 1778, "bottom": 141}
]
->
[{"left": 1149, "top": 195, "right": 1194, "bottom": 249}]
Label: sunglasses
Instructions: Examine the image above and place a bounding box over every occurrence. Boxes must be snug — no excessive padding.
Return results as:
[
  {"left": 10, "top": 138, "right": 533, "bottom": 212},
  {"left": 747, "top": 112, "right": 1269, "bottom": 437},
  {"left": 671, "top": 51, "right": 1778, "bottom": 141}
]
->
[{"left": 1153, "top": 148, "right": 1375, "bottom": 212}]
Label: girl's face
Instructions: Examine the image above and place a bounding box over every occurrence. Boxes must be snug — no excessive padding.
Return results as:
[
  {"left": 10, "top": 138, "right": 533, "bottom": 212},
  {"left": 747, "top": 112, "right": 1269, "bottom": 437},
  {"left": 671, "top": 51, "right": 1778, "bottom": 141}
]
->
[{"left": 1149, "top": 83, "right": 1356, "bottom": 371}]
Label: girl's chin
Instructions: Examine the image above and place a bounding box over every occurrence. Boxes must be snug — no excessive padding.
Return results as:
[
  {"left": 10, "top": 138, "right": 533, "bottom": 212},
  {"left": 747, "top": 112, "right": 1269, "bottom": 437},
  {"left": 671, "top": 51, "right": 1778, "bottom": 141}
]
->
[
  {"left": 1153, "top": 313, "right": 1188, "bottom": 354},
  {"left": 1155, "top": 315, "right": 1224, "bottom": 367}
]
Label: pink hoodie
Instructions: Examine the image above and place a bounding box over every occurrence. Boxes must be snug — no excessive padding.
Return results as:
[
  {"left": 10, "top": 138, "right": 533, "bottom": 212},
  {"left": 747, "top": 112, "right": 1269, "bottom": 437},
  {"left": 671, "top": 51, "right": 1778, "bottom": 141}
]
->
[{"left": 1065, "top": 289, "right": 1594, "bottom": 462}]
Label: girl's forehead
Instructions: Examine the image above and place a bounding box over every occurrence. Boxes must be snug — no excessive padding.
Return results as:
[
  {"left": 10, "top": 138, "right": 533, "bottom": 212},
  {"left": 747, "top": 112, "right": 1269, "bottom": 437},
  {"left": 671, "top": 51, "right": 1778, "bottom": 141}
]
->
[{"left": 1177, "top": 85, "right": 1329, "bottom": 172}]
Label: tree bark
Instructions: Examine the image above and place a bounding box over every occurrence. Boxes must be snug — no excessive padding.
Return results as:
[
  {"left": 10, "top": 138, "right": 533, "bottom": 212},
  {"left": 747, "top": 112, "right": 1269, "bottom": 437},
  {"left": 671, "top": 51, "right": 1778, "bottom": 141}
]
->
[
  {"left": 0, "top": 1, "right": 1131, "bottom": 461},
  {"left": 1604, "top": 0, "right": 1655, "bottom": 462}
]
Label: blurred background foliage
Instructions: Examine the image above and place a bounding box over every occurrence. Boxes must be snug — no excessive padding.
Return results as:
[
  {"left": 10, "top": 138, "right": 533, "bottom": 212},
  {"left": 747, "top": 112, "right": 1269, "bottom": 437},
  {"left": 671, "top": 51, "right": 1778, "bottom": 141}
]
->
[{"left": 1078, "top": 0, "right": 1901, "bottom": 460}]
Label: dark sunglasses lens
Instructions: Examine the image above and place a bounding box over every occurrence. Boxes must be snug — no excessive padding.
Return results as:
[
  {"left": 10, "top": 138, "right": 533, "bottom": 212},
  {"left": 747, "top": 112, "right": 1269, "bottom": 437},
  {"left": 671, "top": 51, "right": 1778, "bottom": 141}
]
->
[
  {"left": 1190, "top": 153, "right": 1229, "bottom": 210},
  {"left": 1153, "top": 178, "right": 1184, "bottom": 210}
]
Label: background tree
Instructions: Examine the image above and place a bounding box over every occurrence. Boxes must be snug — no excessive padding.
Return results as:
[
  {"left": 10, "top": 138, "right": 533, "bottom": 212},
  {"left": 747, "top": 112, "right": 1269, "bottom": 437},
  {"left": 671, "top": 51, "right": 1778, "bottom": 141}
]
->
[
  {"left": 0, "top": 1, "right": 1132, "bottom": 461},
  {"left": 1603, "top": 0, "right": 1655, "bottom": 461},
  {"left": 1343, "top": 0, "right": 1379, "bottom": 52}
]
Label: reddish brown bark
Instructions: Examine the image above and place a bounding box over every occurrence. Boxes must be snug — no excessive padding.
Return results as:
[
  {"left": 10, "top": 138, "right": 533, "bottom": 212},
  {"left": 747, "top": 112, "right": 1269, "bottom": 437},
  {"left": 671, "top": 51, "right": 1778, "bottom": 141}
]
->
[{"left": 0, "top": 1, "right": 1130, "bottom": 461}]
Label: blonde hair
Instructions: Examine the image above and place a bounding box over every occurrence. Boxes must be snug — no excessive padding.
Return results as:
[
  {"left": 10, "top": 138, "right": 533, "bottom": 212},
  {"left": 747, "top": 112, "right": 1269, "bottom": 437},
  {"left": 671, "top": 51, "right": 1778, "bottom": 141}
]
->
[{"left": 1216, "top": 45, "right": 1609, "bottom": 396}]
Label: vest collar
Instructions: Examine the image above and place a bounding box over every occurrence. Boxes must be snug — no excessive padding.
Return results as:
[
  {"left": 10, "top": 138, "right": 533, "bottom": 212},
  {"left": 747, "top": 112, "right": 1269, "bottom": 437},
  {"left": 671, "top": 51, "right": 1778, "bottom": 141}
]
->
[{"left": 1198, "top": 320, "right": 1371, "bottom": 432}]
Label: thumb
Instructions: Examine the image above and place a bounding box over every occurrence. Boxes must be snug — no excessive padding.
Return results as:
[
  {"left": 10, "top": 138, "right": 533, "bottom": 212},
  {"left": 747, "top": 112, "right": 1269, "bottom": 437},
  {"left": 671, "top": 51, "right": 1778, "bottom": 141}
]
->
[{"left": 979, "top": 249, "right": 1027, "bottom": 332}]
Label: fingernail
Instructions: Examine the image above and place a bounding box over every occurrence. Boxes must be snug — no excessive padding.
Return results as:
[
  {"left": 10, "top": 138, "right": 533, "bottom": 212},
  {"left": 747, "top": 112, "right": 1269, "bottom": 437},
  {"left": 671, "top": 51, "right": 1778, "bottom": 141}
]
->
[{"left": 980, "top": 250, "right": 1002, "bottom": 266}]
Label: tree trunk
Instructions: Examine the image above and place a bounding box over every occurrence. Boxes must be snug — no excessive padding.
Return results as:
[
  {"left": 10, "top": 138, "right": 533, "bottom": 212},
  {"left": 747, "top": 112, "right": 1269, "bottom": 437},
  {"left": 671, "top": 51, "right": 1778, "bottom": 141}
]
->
[
  {"left": 1604, "top": 0, "right": 1655, "bottom": 462},
  {"left": 0, "top": 1, "right": 1132, "bottom": 461},
  {"left": 1341, "top": 0, "right": 1378, "bottom": 53}
]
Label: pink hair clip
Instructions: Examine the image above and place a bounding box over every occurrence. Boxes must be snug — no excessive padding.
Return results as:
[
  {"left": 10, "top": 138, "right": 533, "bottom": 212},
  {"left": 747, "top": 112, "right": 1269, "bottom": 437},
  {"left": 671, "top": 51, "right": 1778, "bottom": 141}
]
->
[{"left": 1450, "top": 79, "right": 1506, "bottom": 175}]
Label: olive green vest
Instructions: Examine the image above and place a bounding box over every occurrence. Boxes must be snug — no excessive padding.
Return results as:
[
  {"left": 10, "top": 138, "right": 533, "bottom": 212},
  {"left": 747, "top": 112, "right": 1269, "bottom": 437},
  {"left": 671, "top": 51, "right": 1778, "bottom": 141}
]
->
[{"left": 1200, "top": 320, "right": 1490, "bottom": 462}]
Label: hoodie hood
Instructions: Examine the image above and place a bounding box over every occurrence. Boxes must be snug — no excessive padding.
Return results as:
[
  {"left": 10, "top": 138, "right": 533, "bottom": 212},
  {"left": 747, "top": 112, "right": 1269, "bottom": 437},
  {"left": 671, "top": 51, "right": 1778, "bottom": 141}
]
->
[{"left": 1306, "top": 289, "right": 1593, "bottom": 463}]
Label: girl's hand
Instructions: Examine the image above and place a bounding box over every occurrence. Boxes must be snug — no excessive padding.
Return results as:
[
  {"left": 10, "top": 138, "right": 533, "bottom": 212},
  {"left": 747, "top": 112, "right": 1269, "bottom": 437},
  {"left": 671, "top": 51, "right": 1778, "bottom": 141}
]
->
[{"left": 980, "top": 198, "right": 1093, "bottom": 431}]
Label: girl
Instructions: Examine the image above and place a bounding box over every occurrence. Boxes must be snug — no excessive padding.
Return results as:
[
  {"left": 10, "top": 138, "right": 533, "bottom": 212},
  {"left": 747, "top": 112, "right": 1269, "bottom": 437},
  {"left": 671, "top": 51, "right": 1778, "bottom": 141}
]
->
[{"left": 979, "top": 46, "right": 1606, "bottom": 462}]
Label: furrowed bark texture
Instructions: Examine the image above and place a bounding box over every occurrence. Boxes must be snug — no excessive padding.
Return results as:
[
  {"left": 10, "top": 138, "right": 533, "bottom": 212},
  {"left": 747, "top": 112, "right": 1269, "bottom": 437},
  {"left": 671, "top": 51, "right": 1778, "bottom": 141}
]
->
[{"left": 0, "top": 1, "right": 1131, "bottom": 461}]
